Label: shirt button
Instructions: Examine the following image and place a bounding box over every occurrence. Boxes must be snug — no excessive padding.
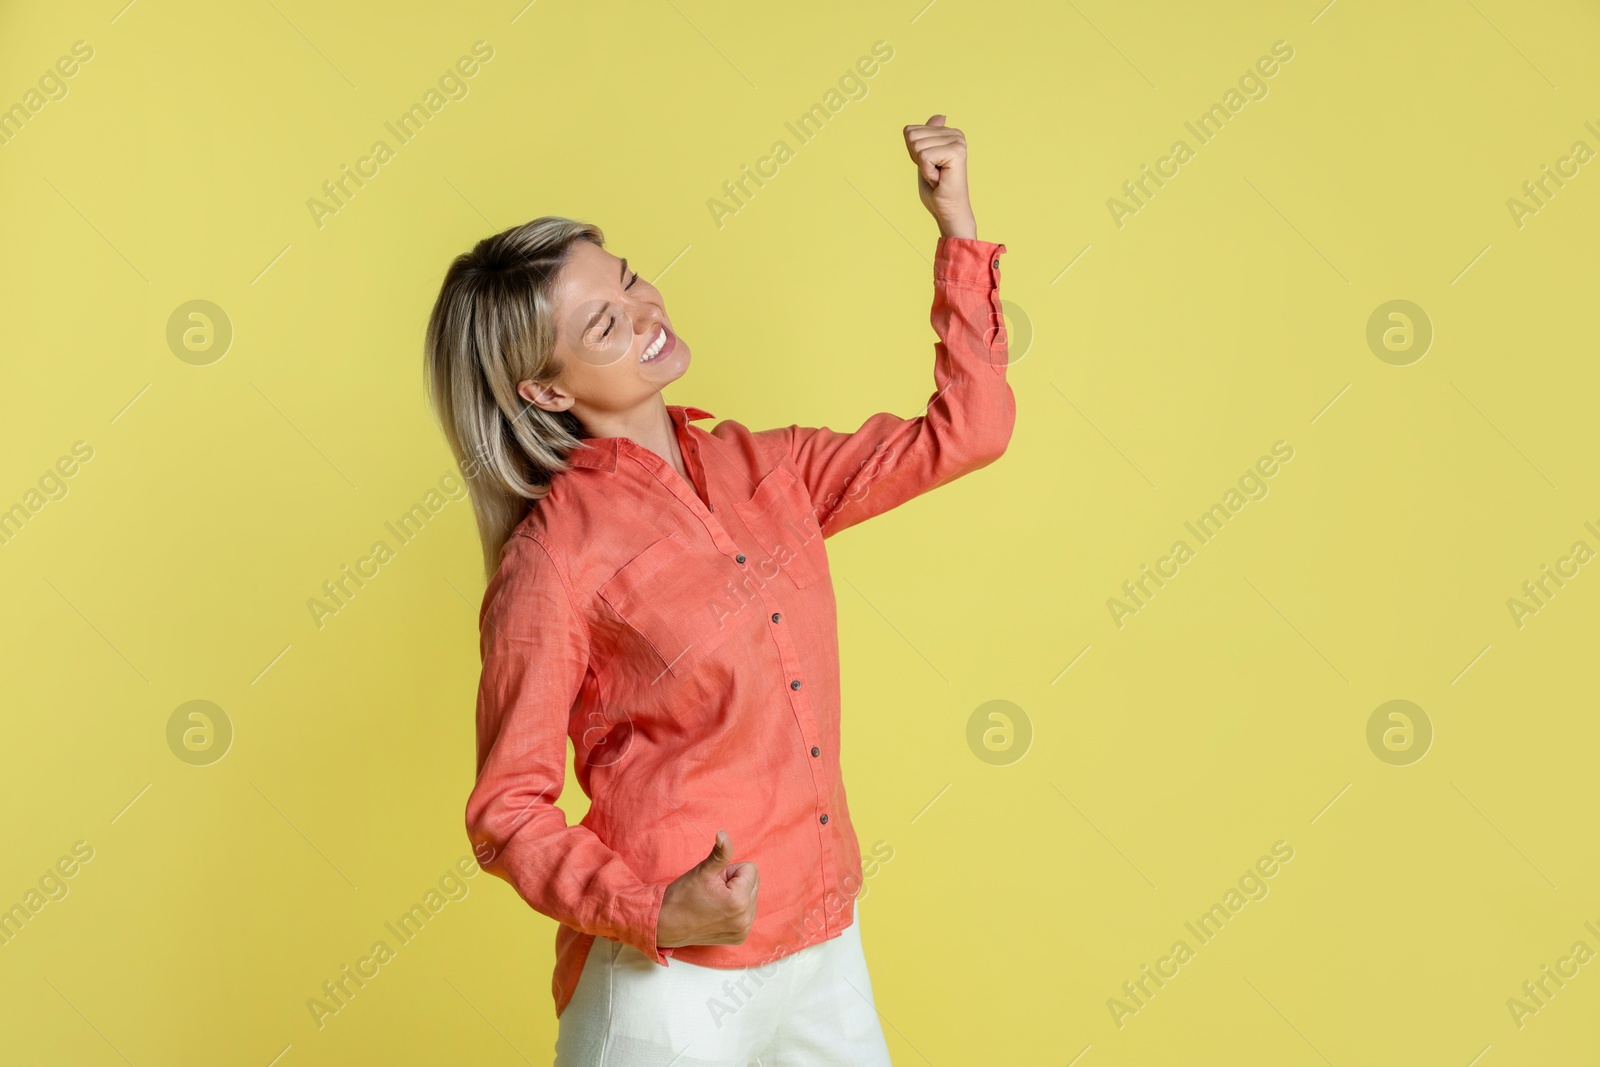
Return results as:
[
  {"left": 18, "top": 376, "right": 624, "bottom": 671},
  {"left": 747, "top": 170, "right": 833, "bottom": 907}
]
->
[
  {"left": 811, "top": 746, "right": 819, "bottom": 757},
  {"left": 735, "top": 554, "right": 746, "bottom": 564},
  {"left": 992, "top": 259, "right": 1000, "bottom": 268},
  {"left": 771, "top": 612, "right": 781, "bottom": 623},
  {"left": 819, "top": 814, "right": 828, "bottom": 824},
  {"left": 790, "top": 679, "right": 802, "bottom": 690}
]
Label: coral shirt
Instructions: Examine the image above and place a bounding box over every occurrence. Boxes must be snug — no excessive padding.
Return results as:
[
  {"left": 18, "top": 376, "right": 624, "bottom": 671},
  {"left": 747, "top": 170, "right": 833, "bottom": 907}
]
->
[{"left": 465, "top": 236, "right": 1015, "bottom": 1017}]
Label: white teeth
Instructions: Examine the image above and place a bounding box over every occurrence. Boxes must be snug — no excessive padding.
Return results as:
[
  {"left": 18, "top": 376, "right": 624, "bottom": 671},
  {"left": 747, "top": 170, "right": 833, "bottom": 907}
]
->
[{"left": 641, "top": 327, "right": 667, "bottom": 361}]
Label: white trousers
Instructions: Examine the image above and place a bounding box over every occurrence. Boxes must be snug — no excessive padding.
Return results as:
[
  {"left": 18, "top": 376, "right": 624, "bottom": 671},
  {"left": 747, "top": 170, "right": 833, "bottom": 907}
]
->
[{"left": 553, "top": 915, "right": 893, "bottom": 1066}]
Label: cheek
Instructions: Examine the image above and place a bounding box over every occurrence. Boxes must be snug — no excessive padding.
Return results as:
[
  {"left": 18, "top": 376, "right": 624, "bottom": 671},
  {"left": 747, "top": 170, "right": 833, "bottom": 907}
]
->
[
  {"left": 556, "top": 341, "right": 652, "bottom": 406},
  {"left": 561, "top": 355, "right": 621, "bottom": 398}
]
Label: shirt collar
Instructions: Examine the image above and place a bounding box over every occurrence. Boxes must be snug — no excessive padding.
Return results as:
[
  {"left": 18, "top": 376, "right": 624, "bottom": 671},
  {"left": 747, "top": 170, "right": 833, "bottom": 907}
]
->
[{"left": 565, "top": 404, "right": 715, "bottom": 472}]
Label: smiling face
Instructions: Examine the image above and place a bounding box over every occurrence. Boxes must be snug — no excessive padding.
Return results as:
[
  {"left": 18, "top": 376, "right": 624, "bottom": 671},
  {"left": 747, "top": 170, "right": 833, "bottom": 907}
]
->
[{"left": 517, "top": 239, "right": 690, "bottom": 426}]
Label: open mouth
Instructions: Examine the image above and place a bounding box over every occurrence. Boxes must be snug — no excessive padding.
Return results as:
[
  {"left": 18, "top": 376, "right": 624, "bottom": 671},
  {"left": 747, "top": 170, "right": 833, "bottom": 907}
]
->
[{"left": 640, "top": 324, "right": 675, "bottom": 363}]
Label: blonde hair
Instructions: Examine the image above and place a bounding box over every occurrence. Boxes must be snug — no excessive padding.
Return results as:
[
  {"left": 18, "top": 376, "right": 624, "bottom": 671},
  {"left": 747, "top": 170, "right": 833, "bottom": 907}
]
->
[{"left": 424, "top": 216, "right": 604, "bottom": 578}]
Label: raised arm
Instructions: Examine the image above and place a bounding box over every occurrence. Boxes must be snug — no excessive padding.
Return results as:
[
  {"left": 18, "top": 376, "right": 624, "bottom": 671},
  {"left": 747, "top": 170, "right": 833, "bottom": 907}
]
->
[
  {"left": 464, "top": 532, "right": 669, "bottom": 965},
  {"left": 756, "top": 115, "right": 1015, "bottom": 539}
]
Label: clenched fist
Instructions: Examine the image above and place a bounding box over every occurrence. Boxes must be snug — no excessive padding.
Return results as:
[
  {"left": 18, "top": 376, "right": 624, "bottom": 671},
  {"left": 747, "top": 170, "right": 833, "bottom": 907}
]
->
[
  {"left": 657, "top": 829, "right": 760, "bottom": 948},
  {"left": 904, "top": 114, "right": 977, "bottom": 239}
]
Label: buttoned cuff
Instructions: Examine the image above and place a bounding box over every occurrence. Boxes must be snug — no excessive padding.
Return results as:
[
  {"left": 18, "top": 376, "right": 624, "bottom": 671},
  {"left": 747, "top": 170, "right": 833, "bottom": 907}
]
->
[
  {"left": 934, "top": 236, "right": 1007, "bottom": 290},
  {"left": 616, "top": 879, "right": 672, "bottom": 966}
]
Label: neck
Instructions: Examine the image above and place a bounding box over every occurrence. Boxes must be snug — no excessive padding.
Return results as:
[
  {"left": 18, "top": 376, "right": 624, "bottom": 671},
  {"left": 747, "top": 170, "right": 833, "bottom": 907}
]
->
[{"left": 576, "top": 397, "right": 682, "bottom": 471}]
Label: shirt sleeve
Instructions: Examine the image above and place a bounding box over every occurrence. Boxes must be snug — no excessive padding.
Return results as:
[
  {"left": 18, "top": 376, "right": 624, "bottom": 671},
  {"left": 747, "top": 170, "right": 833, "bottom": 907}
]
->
[
  {"left": 755, "top": 236, "right": 1016, "bottom": 540},
  {"left": 464, "top": 531, "right": 670, "bottom": 966}
]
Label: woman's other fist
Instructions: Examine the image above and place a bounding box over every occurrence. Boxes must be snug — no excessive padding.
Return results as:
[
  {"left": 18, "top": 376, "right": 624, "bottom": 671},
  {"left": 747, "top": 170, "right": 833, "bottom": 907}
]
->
[{"left": 904, "top": 114, "right": 977, "bottom": 239}]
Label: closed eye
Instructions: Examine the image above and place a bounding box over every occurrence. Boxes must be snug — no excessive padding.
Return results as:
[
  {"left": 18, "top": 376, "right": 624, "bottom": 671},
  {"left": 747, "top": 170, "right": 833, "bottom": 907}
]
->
[
  {"left": 593, "top": 266, "right": 641, "bottom": 342},
  {"left": 598, "top": 273, "right": 640, "bottom": 338}
]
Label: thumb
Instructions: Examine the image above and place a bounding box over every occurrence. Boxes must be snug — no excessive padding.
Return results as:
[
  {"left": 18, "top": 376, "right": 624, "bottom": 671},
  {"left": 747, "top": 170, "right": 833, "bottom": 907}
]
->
[
  {"left": 724, "top": 861, "right": 759, "bottom": 893},
  {"left": 926, "top": 113, "right": 946, "bottom": 126},
  {"left": 698, "top": 829, "right": 732, "bottom": 873}
]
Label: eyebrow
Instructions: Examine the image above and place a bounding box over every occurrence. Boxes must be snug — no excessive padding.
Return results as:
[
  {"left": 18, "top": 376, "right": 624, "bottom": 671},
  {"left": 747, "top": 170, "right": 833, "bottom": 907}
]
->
[{"left": 584, "top": 258, "right": 631, "bottom": 334}]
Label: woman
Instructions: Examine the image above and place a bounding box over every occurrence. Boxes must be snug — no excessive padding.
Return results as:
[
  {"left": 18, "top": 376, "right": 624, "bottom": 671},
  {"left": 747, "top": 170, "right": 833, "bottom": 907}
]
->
[{"left": 424, "top": 115, "right": 1014, "bottom": 1064}]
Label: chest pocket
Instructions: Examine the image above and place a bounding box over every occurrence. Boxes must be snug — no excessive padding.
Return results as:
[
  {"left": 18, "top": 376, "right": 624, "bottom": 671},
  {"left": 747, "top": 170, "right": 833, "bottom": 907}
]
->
[
  {"left": 598, "top": 531, "right": 755, "bottom": 680},
  {"left": 731, "top": 465, "right": 823, "bottom": 590}
]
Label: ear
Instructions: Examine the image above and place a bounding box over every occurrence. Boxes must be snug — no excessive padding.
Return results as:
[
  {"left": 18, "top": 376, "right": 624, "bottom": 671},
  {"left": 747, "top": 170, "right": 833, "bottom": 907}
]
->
[{"left": 517, "top": 378, "right": 573, "bottom": 414}]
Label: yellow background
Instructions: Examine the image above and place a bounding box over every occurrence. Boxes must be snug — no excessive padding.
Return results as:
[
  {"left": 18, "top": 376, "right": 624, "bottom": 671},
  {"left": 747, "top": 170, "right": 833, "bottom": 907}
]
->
[{"left": 3, "top": 0, "right": 1598, "bottom": 1063}]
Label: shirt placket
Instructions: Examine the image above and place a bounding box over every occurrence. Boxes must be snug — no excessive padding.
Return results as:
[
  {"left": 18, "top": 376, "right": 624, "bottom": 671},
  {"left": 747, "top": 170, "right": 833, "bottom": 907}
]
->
[
  {"left": 732, "top": 559, "right": 841, "bottom": 944},
  {"left": 621, "top": 426, "right": 843, "bottom": 944}
]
